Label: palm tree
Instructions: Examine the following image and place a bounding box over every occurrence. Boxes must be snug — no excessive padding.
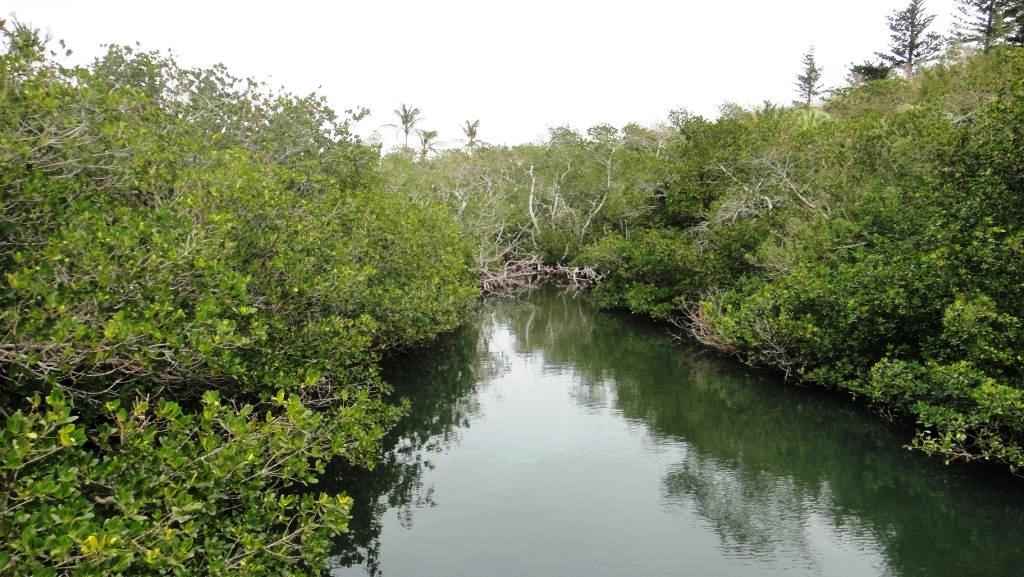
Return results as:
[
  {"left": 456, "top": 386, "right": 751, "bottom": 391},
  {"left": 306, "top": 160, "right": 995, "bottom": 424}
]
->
[
  {"left": 417, "top": 129, "right": 439, "bottom": 160},
  {"left": 392, "top": 103, "right": 421, "bottom": 148},
  {"left": 461, "top": 119, "right": 480, "bottom": 150}
]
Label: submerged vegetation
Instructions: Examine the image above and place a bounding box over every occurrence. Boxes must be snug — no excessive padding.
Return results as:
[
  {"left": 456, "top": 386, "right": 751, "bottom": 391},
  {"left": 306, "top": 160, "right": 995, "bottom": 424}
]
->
[{"left": 2, "top": 0, "right": 1024, "bottom": 574}]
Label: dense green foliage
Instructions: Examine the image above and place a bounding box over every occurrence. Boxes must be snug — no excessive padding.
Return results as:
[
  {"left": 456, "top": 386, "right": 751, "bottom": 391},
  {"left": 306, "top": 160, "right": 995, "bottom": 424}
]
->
[
  {"left": 4, "top": 6, "right": 1024, "bottom": 573},
  {"left": 389, "top": 48, "right": 1024, "bottom": 475},
  {"left": 2, "top": 390, "right": 393, "bottom": 576},
  {"left": 600, "top": 51, "right": 1024, "bottom": 474},
  {"left": 0, "top": 22, "right": 476, "bottom": 575}
]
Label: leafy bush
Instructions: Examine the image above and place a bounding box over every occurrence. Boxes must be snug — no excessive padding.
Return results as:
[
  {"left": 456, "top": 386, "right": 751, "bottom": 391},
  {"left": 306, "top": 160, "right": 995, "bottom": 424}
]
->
[
  {"left": 1, "top": 390, "right": 401, "bottom": 576},
  {"left": 0, "top": 21, "right": 477, "bottom": 574},
  {"left": 576, "top": 48, "right": 1024, "bottom": 473}
]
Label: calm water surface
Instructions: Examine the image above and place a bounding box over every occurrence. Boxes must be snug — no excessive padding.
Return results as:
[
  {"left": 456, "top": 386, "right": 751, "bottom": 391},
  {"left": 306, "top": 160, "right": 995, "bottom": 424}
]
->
[{"left": 325, "top": 289, "right": 1024, "bottom": 577}]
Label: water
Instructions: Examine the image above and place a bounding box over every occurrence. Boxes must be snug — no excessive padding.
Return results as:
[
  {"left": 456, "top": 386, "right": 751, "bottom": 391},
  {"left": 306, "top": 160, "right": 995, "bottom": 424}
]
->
[{"left": 324, "top": 289, "right": 1024, "bottom": 577}]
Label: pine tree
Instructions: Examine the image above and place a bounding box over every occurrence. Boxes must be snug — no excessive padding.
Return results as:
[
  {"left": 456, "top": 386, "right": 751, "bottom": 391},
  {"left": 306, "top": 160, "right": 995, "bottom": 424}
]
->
[
  {"left": 877, "top": 0, "right": 945, "bottom": 77},
  {"left": 794, "top": 47, "right": 824, "bottom": 106},
  {"left": 954, "top": 0, "right": 1013, "bottom": 51},
  {"left": 849, "top": 61, "right": 893, "bottom": 83},
  {"left": 1007, "top": 0, "right": 1024, "bottom": 45}
]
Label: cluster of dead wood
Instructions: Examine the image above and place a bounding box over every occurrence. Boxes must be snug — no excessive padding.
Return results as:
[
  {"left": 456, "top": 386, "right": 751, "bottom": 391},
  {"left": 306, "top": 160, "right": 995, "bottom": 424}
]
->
[
  {"left": 479, "top": 256, "right": 602, "bottom": 296},
  {"left": 669, "top": 304, "right": 741, "bottom": 356}
]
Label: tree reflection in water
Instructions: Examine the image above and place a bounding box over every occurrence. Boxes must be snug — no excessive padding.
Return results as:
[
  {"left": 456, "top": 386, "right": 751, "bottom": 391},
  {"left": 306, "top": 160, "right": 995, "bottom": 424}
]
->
[
  {"left": 323, "top": 307, "right": 509, "bottom": 575},
  {"left": 326, "top": 289, "right": 1024, "bottom": 577},
  {"left": 506, "top": 291, "right": 1024, "bottom": 577}
]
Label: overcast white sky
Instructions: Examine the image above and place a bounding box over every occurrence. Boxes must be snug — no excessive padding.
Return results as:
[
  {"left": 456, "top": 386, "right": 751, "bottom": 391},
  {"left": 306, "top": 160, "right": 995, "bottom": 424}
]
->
[{"left": 7, "top": 0, "right": 957, "bottom": 148}]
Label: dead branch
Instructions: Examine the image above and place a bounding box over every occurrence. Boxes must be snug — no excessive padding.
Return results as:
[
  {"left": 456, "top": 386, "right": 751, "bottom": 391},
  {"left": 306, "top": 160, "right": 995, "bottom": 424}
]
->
[{"left": 478, "top": 256, "right": 602, "bottom": 297}]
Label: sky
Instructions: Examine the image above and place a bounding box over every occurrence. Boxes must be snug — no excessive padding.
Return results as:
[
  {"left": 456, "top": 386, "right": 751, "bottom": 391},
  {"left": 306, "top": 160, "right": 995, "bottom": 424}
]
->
[{"left": 6, "top": 0, "right": 958, "bottom": 149}]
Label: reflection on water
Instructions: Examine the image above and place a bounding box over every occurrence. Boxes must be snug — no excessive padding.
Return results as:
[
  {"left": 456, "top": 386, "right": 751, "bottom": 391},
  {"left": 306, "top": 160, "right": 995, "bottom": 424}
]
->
[{"left": 325, "top": 289, "right": 1024, "bottom": 577}]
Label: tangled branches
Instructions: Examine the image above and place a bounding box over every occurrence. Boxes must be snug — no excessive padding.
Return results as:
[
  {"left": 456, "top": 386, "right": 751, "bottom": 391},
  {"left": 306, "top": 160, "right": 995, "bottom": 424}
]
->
[
  {"left": 479, "top": 256, "right": 602, "bottom": 297},
  {"left": 669, "top": 301, "right": 741, "bottom": 356}
]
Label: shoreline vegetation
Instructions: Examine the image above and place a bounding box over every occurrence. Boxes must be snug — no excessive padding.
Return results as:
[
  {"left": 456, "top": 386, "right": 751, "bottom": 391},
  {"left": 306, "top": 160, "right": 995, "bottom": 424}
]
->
[
  {"left": 395, "top": 42, "right": 1024, "bottom": 489},
  {"left": 0, "top": 20, "right": 476, "bottom": 575},
  {"left": 402, "top": 44, "right": 1024, "bottom": 480},
  {"left": 3, "top": 0, "right": 1024, "bottom": 573}
]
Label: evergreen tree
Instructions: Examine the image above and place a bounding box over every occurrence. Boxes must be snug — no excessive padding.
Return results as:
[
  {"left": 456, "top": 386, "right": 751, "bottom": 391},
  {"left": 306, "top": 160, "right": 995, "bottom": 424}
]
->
[
  {"left": 1007, "top": 0, "right": 1024, "bottom": 45},
  {"left": 954, "top": 0, "right": 1013, "bottom": 51},
  {"left": 849, "top": 60, "right": 893, "bottom": 82},
  {"left": 877, "top": 0, "right": 944, "bottom": 76},
  {"left": 794, "top": 47, "right": 824, "bottom": 106}
]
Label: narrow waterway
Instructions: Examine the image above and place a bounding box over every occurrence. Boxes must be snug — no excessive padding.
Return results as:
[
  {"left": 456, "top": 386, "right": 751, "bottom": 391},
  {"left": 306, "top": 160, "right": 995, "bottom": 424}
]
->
[{"left": 325, "top": 289, "right": 1024, "bottom": 577}]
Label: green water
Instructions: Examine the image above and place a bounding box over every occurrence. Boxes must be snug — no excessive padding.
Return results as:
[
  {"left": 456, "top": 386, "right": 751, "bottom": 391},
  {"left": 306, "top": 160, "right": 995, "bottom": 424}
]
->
[{"left": 326, "top": 289, "right": 1024, "bottom": 577}]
